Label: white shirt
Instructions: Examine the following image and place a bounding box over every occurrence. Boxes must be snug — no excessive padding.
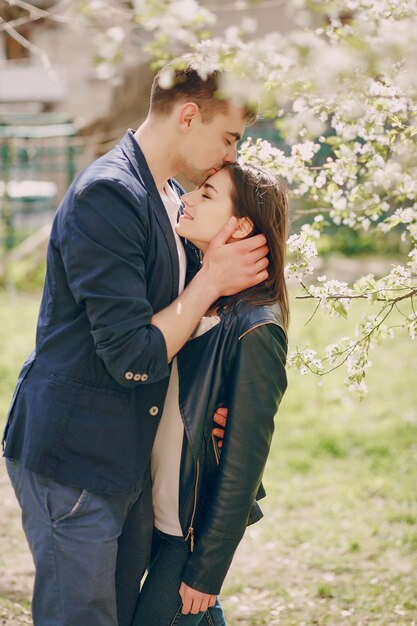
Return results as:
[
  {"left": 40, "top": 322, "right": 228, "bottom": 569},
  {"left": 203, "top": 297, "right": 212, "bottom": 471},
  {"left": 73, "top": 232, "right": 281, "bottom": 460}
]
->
[{"left": 151, "top": 315, "right": 221, "bottom": 536}]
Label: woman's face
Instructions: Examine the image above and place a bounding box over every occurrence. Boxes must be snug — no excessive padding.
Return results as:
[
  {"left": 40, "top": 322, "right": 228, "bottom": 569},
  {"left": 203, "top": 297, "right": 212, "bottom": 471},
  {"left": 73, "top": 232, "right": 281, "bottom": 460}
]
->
[{"left": 176, "top": 168, "right": 235, "bottom": 253}]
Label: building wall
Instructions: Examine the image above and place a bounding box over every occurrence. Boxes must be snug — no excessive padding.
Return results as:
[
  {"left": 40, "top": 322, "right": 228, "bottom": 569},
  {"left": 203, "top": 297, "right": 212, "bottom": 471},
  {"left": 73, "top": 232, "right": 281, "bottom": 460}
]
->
[{"left": 26, "top": 1, "right": 295, "bottom": 137}]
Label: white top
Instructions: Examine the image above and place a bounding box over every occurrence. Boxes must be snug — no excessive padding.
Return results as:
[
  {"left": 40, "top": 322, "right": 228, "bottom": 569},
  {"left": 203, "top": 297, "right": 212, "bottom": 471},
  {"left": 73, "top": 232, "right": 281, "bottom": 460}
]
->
[
  {"left": 151, "top": 183, "right": 187, "bottom": 536},
  {"left": 151, "top": 315, "right": 221, "bottom": 536},
  {"left": 192, "top": 315, "right": 221, "bottom": 338},
  {"left": 151, "top": 356, "right": 184, "bottom": 534}
]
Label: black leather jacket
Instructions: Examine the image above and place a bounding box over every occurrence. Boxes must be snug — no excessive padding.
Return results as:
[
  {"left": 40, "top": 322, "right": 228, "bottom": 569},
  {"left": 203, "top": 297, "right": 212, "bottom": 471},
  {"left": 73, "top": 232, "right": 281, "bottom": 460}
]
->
[{"left": 176, "top": 298, "right": 288, "bottom": 595}]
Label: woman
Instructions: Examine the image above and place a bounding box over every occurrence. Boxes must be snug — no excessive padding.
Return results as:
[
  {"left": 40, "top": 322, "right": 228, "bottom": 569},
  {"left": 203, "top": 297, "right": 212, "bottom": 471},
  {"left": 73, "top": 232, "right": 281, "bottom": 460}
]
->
[{"left": 132, "top": 162, "right": 289, "bottom": 625}]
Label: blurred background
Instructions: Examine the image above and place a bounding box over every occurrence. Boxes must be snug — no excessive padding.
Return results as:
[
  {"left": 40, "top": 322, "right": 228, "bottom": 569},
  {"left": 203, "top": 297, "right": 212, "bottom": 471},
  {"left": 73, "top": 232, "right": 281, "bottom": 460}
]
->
[{"left": 0, "top": 2, "right": 416, "bottom": 625}]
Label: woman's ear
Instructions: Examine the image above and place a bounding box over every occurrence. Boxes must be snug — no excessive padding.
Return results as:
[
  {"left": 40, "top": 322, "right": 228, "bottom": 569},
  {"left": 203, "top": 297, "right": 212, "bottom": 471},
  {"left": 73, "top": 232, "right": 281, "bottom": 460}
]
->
[{"left": 232, "top": 217, "right": 254, "bottom": 240}]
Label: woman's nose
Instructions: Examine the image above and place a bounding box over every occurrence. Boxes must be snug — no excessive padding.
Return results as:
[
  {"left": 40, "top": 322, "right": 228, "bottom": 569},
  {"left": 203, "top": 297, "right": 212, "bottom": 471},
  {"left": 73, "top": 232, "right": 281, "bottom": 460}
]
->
[{"left": 183, "top": 190, "right": 197, "bottom": 206}]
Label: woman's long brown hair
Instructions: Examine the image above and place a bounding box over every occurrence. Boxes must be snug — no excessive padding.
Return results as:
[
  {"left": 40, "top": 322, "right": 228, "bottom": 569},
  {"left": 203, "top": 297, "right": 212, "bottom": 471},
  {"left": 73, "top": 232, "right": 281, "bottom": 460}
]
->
[{"left": 222, "top": 162, "right": 289, "bottom": 331}]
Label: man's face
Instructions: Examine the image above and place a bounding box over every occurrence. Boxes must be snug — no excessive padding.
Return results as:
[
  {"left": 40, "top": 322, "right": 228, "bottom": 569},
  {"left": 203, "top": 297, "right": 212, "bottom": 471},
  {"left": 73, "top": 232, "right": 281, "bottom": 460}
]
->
[{"left": 179, "top": 103, "right": 246, "bottom": 186}]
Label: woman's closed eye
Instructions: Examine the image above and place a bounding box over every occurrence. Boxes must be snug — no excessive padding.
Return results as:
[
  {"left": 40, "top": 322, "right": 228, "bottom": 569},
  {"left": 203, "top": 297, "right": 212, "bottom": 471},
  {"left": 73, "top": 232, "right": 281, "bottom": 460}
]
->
[{"left": 197, "top": 184, "right": 212, "bottom": 200}]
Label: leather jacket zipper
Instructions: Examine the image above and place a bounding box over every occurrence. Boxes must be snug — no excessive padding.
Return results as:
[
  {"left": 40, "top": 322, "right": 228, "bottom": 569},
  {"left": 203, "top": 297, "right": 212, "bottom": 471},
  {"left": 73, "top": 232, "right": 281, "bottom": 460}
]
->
[
  {"left": 185, "top": 436, "right": 220, "bottom": 551},
  {"left": 212, "top": 433, "right": 220, "bottom": 464},
  {"left": 178, "top": 357, "right": 200, "bottom": 553},
  {"left": 185, "top": 459, "right": 199, "bottom": 552}
]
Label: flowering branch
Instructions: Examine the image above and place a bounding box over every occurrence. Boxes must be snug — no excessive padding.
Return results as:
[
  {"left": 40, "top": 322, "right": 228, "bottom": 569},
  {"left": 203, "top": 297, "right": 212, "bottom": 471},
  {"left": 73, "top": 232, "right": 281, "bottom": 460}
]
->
[
  {"left": 297, "top": 286, "right": 417, "bottom": 303},
  {"left": 2, "top": 0, "right": 417, "bottom": 395}
]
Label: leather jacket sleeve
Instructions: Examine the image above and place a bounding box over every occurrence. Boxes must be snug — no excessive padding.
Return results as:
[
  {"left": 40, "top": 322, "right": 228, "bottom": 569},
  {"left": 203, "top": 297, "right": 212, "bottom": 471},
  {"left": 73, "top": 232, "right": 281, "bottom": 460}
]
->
[{"left": 181, "top": 322, "right": 288, "bottom": 595}]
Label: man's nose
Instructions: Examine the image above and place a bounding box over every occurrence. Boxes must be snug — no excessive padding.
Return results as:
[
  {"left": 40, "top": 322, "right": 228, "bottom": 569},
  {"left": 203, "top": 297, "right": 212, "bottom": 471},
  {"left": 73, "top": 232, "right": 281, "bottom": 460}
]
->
[{"left": 223, "top": 144, "right": 237, "bottom": 164}]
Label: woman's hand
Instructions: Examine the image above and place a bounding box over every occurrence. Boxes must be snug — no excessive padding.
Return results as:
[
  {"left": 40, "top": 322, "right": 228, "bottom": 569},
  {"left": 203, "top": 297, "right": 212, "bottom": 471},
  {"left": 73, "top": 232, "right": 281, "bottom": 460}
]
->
[{"left": 179, "top": 581, "right": 216, "bottom": 614}]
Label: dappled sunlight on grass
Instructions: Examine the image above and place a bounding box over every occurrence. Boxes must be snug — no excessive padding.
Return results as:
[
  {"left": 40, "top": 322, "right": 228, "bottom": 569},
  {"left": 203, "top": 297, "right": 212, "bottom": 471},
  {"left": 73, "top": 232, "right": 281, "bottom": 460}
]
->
[
  {"left": 224, "top": 290, "right": 417, "bottom": 625},
  {"left": 0, "top": 288, "right": 416, "bottom": 625}
]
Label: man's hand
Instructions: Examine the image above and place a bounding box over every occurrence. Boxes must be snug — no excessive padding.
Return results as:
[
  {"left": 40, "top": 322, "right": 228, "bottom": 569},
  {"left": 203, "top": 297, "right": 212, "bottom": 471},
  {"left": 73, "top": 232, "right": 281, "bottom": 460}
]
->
[
  {"left": 151, "top": 219, "right": 267, "bottom": 363},
  {"left": 212, "top": 407, "right": 227, "bottom": 449},
  {"left": 179, "top": 582, "right": 216, "bottom": 615},
  {"left": 202, "top": 217, "right": 269, "bottom": 298}
]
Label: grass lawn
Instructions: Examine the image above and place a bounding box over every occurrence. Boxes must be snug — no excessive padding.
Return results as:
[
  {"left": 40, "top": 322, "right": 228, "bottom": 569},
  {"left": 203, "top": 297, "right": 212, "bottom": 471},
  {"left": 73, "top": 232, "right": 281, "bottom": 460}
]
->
[{"left": 0, "top": 288, "right": 416, "bottom": 625}]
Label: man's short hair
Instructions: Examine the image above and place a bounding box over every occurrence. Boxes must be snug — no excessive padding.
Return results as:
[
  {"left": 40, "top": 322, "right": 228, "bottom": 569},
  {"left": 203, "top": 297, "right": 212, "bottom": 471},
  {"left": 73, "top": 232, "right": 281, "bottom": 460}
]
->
[{"left": 150, "top": 62, "right": 257, "bottom": 124}]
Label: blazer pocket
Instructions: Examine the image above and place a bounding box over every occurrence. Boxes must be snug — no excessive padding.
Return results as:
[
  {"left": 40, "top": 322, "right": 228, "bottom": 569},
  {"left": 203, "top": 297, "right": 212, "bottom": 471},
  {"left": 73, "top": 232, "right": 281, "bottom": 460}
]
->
[{"left": 49, "top": 373, "right": 131, "bottom": 404}]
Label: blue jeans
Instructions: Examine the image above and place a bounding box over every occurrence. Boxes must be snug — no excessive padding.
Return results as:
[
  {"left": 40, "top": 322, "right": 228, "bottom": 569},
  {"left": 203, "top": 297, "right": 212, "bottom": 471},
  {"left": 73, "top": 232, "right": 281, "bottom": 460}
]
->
[
  {"left": 132, "top": 529, "right": 227, "bottom": 626},
  {"left": 5, "top": 458, "right": 153, "bottom": 626}
]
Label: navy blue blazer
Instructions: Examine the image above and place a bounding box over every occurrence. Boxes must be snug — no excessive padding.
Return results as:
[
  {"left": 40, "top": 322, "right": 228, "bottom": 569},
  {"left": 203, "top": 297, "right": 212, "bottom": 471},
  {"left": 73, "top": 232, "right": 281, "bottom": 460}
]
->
[{"left": 2, "top": 130, "right": 199, "bottom": 494}]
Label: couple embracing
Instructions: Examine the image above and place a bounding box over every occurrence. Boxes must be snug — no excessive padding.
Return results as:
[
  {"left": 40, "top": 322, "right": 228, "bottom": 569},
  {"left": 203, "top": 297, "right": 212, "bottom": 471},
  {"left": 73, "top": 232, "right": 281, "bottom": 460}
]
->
[{"left": 3, "top": 58, "right": 288, "bottom": 626}]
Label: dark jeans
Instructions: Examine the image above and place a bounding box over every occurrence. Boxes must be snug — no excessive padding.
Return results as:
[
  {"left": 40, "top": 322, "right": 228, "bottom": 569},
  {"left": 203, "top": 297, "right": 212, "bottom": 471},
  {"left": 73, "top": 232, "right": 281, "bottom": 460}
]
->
[
  {"left": 132, "top": 529, "right": 227, "bottom": 626},
  {"left": 5, "top": 458, "right": 153, "bottom": 626}
]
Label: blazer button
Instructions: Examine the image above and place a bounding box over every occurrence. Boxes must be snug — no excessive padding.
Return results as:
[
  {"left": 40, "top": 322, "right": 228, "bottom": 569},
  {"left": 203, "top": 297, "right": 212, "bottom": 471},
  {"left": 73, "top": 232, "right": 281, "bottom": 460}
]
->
[
  {"left": 125, "top": 372, "right": 134, "bottom": 381},
  {"left": 133, "top": 373, "right": 141, "bottom": 381},
  {"left": 149, "top": 406, "right": 159, "bottom": 416},
  {"left": 141, "top": 373, "right": 148, "bottom": 382}
]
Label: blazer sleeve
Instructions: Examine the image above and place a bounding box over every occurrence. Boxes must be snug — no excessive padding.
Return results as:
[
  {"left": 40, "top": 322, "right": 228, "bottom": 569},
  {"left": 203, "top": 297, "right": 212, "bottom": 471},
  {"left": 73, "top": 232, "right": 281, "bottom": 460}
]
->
[
  {"left": 181, "top": 322, "right": 288, "bottom": 594},
  {"left": 59, "top": 178, "right": 170, "bottom": 387}
]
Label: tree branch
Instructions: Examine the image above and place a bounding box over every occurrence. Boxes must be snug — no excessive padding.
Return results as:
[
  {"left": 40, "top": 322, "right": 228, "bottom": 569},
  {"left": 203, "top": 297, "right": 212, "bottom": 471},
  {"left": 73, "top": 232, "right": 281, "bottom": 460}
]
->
[
  {"left": 0, "top": 0, "right": 72, "bottom": 32},
  {"left": 0, "top": 16, "right": 54, "bottom": 71},
  {"left": 298, "top": 303, "right": 395, "bottom": 377},
  {"left": 296, "top": 286, "right": 417, "bottom": 303}
]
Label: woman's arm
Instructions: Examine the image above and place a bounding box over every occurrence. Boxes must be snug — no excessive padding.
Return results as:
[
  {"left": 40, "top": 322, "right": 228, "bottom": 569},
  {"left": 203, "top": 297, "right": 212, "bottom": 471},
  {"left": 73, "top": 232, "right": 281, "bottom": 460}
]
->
[{"left": 181, "top": 322, "right": 288, "bottom": 596}]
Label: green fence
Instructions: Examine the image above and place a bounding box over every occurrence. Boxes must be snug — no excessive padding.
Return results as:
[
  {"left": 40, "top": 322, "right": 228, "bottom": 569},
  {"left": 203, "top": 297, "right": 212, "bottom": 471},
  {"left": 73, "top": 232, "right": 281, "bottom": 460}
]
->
[{"left": 0, "top": 113, "right": 82, "bottom": 251}]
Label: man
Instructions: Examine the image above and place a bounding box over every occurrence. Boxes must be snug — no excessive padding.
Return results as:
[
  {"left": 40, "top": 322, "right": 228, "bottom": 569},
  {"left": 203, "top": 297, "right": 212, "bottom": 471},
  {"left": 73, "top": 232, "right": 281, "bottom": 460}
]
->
[{"left": 2, "top": 59, "right": 268, "bottom": 626}]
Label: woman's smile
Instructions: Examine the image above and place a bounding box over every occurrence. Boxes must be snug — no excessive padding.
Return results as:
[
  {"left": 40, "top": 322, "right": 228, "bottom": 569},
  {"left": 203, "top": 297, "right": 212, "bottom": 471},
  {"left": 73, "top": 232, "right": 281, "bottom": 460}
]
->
[{"left": 180, "top": 208, "right": 194, "bottom": 220}]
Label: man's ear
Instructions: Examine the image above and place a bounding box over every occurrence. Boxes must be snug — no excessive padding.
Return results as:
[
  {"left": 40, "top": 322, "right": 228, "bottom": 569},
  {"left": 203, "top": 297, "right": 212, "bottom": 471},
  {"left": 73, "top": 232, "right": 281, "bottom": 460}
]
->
[
  {"left": 178, "top": 102, "right": 200, "bottom": 132},
  {"left": 231, "top": 217, "right": 254, "bottom": 239}
]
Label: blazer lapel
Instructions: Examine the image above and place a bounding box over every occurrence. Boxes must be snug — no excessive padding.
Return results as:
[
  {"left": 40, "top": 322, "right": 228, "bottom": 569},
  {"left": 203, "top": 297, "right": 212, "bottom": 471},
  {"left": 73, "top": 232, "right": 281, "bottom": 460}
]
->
[
  {"left": 120, "top": 130, "right": 180, "bottom": 300},
  {"left": 148, "top": 190, "right": 180, "bottom": 300}
]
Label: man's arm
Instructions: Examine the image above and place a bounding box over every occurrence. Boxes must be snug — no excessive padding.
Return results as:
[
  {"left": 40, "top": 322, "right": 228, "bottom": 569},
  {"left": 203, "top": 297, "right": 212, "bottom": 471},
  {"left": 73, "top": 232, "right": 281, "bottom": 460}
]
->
[
  {"left": 61, "top": 182, "right": 267, "bottom": 386},
  {"left": 152, "top": 216, "right": 269, "bottom": 361},
  {"left": 60, "top": 179, "right": 172, "bottom": 387}
]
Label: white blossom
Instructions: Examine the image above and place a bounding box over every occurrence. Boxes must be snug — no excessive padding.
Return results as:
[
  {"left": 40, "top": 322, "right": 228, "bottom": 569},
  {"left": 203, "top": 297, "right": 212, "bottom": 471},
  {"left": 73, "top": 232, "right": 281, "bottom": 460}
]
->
[
  {"left": 408, "top": 313, "right": 417, "bottom": 340},
  {"left": 75, "top": 0, "right": 417, "bottom": 395},
  {"left": 291, "top": 141, "right": 320, "bottom": 162},
  {"left": 240, "top": 17, "right": 257, "bottom": 34}
]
